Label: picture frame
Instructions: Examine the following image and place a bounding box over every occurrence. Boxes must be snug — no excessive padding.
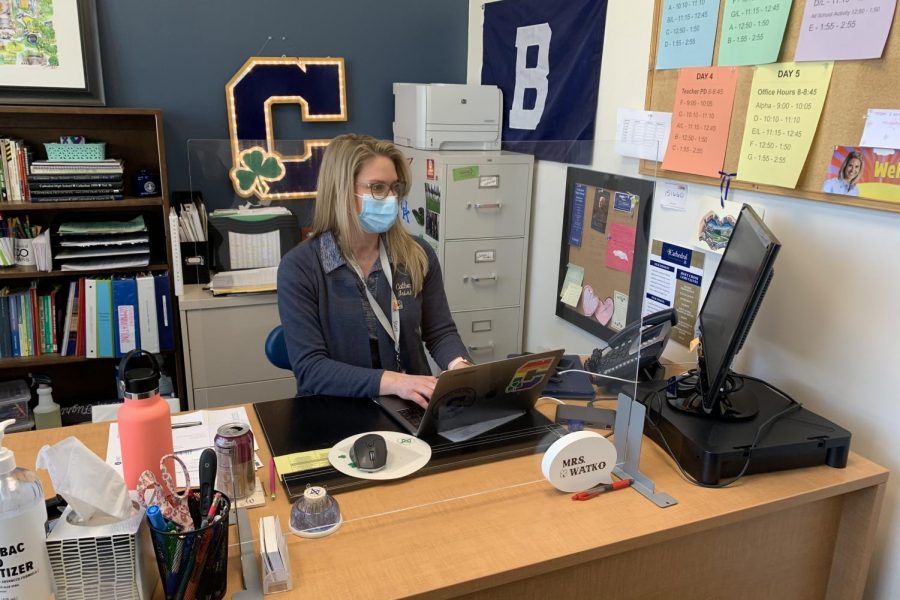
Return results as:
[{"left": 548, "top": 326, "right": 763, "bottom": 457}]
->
[
  {"left": 556, "top": 167, "right": 655, "bottom": 342},
  {"left": 0, "top": 0, "right": 105, "bottom": 106}
]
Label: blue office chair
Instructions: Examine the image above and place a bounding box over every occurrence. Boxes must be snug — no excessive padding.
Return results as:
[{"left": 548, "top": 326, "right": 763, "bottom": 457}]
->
[{"left": 265, "top": 325, "right": 291, "bottom": 371}]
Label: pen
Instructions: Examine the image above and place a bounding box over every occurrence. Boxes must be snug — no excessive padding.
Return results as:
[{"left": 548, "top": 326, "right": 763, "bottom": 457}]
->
[
  {"left": 571, "top": 478, "right": 634, "bottom": 501},
  {"left": 269, "top": 457, "right": 276, "bottom": 500},
  {"left": 171, "top": 421, "right": 203, "bottom": 429}
]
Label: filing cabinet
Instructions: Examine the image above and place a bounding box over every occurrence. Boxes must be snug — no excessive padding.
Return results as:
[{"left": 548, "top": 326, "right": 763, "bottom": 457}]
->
[{"left": 398, "top": 148, "right": 534, "bottom": 364}]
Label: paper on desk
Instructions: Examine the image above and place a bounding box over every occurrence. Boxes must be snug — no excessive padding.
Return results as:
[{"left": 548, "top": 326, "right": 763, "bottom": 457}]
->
[
  {"left": 106, "top": 407, "right": 261, "bottom": 488},
  {"left": 438, "top": 412, "right": 524, "bottom": 443}
]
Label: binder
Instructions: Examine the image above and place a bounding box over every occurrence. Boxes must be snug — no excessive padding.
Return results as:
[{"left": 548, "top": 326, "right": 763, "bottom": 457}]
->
[
  {"left": 136, "top": 275, "right": 159, "bottom": 353},
  {"left": 96, "top": 279, "right": 114, "bottom": 358},
  {"left": 112, "top": 277, "right": 140, "bottom": 357},
  {"left": 84, "top": 279, "right": 97, "bottom": 359},
  {"left": 153, "top": 273, "right": 174, "bottom": 352},
  {"left": 76, "top": 278, "right": 86, "bottom": 357}
]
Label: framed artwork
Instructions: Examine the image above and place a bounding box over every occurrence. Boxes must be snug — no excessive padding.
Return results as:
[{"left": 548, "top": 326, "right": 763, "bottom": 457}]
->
[
  {"left": 556, "top": 167, "right": 655, "bottom": 342},
  {"left": 0, "top": 0, "right": 104, "bottom": 106}
]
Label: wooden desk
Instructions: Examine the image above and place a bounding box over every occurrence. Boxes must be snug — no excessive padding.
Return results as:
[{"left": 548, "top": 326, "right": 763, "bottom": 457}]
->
[{"left": 7, "top": 406, "right": 887, "bottom": 600}]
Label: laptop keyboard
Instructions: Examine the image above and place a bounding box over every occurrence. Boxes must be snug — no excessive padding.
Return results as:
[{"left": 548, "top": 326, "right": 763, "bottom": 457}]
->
[{"left": 397, "top": 405, "right": 426, "bottom": 428}]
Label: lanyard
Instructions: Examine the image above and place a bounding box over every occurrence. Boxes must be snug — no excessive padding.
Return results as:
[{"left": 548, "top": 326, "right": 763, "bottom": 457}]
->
[{"left": 349, "top": 241, "right": 402, "bottom": 371}]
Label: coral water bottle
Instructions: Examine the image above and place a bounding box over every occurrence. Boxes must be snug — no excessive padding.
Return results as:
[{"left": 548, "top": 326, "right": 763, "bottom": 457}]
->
[
  {"left": 0, "top": 419, "right": 55, "bottom": 599},
  {"left": 116, "top": 350, "right": 173, "bottom": 489}
]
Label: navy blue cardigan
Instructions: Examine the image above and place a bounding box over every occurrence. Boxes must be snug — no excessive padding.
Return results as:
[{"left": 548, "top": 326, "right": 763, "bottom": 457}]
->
[{"left": 276, "top": 232, "right": 469, "bottom": 398}]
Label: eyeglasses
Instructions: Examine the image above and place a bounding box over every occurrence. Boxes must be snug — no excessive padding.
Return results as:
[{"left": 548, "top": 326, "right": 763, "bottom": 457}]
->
[{"left": 359, "top": 181, "right": 406, "bottom": 200}]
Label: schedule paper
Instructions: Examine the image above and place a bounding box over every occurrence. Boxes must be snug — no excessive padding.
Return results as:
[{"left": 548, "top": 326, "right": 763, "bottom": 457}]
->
[
  {"left": 656, "top": 0, "right": 722, "bottom": 70},
  {"left": 737, "top": 62, "right": 834, "bottom": 188},
  {"left": 662, "top": 67, "right": 739, "bottom": 178},
  {"left": 615, "top": 109, "right": 672, "bottom": 161},
  {"left": 717, "top": 0, "right": 793, "bottom": 66},
  {"left": 795, "top": 0, "right": 896, "bottom": 61}
]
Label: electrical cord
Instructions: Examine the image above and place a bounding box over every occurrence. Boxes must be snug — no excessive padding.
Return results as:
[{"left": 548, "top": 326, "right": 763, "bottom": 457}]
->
[{"left": 644, "top": 371, "right": 803, "bottom": 488}]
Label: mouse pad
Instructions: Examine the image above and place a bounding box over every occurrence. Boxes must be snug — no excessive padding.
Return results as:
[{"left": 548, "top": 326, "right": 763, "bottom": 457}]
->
[{"left": 328, "top": 431, "right": 432, "bottom": 480}]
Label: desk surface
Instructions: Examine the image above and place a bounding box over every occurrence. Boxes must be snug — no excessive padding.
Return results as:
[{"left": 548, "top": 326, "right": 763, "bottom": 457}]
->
[{"left": 6, "top": 404, "right": 888, "bottom": 600}]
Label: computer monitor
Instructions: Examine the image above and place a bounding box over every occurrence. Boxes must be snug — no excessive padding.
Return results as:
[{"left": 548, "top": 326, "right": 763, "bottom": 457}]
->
[{"left": 669, "top": 205, "right": 780, "bottom": 420}]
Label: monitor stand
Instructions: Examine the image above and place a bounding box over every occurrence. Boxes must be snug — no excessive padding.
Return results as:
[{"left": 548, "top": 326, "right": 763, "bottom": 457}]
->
[{"left": 639, "top": 375, "right": 852, "bottom": 485}]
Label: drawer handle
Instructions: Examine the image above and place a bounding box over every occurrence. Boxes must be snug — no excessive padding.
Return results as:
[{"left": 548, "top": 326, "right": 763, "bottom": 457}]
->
[
  {"left": 467, "top": 343, "right": 495, "bottom": 352},
  {"left": 465, "top": 274, "right": 498, "bottom": 283},
  {"left": 467, "top": 202, "right": 503, "bottom": 210}
]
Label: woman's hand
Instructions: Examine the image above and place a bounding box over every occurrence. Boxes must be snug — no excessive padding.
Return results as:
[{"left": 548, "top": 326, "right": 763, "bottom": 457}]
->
[{"left": 379, "top": 371, "right": 438, "bottom": 409}]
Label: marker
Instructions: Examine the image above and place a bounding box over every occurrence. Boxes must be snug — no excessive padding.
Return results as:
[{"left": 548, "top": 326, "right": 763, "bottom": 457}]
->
[
  {"left": 147, "top": 505, "right": 167, "bottom": 531},
  {"left": 269, "top": 457, "right": 277, "bottom": 500},
  {"left": 571, "top": 478, "right": 634, "bottom": 501}
]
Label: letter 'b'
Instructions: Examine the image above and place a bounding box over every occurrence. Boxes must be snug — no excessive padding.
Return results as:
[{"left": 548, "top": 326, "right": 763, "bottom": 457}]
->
[{"left": 509, "top": 23, "right": 551, "bottom": 131}]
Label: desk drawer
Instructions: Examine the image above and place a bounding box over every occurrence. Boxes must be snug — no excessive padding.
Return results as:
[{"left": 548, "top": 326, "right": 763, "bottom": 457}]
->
[
  {"left": 444, "top": 163, "right": 530, "bottom": 239},
  {"left": 453, "top": 307, "right": 521, "bottom": 364},
  {"left": 187, "top": 303, "right": 284, "bottom": 388},
  {"left": 192, "top": 378, "right": 297, "bottom": 410},
  {"left": 443, "top": 238, "right": 524, "bottom": 311}
]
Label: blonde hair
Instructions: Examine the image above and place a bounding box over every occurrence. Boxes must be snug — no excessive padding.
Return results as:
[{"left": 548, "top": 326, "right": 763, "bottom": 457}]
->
[{"left": 312, "top": 134, "right": 428, "bottom": 294}]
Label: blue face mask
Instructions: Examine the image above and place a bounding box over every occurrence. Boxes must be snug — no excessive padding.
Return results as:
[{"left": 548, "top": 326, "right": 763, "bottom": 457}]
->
[{"left": 358, "top": 195, "right": 398, "bottom": 233}]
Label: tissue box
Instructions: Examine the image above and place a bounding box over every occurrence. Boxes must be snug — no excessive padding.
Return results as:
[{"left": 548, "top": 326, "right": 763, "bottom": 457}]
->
[{"left": 46, "top": 505, "right": 157, "bottom": 600}]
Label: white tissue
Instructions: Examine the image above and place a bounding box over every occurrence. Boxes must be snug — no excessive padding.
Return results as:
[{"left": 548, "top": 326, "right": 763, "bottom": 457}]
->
[{"left": 36, "top": 437, "right": 133, "bottom": 521}]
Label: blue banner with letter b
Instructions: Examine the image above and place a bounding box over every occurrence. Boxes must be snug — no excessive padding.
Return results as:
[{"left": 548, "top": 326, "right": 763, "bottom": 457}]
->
[{"left": 481, "top": 0, "right": 608, "bottom": 164}]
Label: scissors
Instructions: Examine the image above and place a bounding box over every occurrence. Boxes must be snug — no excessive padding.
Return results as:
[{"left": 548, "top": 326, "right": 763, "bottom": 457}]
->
[{"left": 136, "top": 453, "right": 194, "bottom": 531}]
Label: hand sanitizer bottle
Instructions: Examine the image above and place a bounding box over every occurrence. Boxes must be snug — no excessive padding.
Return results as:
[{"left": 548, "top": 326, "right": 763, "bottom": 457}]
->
[
  {"left": 33, "top": 385, "right": 61, "bottom": 430},
  {"left": 0, "top": 418, "right": 55, "bottom": 599}
]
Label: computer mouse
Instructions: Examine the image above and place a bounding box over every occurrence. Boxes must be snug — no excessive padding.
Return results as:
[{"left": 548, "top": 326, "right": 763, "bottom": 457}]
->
[{"left": 350, "top": 433, "right": 388, "bottom": 472}]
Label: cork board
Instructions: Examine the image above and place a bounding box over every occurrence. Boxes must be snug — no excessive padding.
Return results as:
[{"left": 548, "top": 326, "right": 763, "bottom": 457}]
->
[
  {"left": 556, "top": 168, "right": 655, "bottom": 342},
  {"left": 641, "top": 0, "right": 900, "bottom": 214}
]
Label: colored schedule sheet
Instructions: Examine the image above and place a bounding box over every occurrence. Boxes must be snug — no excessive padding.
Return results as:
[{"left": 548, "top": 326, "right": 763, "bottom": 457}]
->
[
  {"left": 795, "top": 0, "right": 896, "bottom": 61},
  {"left": 718, "top": 0, "right": 793, "bottom": 66},
  {"left": 656, "top": 0, "right": 722, "bottom": 69},
  {"left": 737, "top": 62, "right": 834, "bottom": 188},
  {"left": 662, "top": 67, "right": 739, "bottom": 177}
]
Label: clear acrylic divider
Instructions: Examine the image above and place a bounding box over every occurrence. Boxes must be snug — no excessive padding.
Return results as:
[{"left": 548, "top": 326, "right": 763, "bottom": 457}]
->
[{"left": 179, "top": 137, "right": 682, "bottom": 587}]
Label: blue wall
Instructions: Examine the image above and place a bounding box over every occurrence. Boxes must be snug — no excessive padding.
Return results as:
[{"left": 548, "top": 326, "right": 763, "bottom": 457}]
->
[{"left": 96, "top": 0, "right": 469, "bottom": 201}]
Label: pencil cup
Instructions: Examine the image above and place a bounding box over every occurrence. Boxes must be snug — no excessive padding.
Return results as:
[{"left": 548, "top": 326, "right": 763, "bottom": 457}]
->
[
  {"left": 14, "top": 238, "right": 35, "bottom": 268},
  {"left": 148, "top": 492, "right": 231, "bottom": 600},
  {"left": 0, "top": 238, "right": 14, "bottom": 267}
]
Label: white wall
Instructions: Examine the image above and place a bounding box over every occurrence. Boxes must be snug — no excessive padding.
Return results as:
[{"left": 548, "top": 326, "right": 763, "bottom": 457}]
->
[{"left": 468, "top": 2, "right": 900, "bottom": 598}]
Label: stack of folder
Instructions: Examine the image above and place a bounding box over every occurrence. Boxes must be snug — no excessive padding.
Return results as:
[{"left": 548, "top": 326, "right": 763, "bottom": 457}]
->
[
  {"left": 27, "top": 159, "right": 125, "bottom": 202},
  {"left": 56, "top": 216, "right": 150, "bottom": 271}
]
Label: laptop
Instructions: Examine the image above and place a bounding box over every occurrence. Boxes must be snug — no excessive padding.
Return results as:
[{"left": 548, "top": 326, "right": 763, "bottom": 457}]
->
[{"left": 374, "top": 349, "right": 565, "bottom": 440}]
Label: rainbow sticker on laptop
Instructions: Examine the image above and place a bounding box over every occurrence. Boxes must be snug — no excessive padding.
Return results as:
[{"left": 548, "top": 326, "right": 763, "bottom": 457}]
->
[{"left": 505, "top": 357, "right": 555, "bottom": 394}]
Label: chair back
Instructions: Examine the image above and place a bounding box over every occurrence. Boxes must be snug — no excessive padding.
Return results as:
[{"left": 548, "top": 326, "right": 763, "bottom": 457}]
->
[{"left": 265, "top": 325, "right": 291, "bottom": 371}]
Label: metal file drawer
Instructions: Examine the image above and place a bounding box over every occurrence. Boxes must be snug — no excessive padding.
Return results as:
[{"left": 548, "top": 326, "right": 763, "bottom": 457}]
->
[
  {"left": 444, "top": 163, "right": 530, "bottom": 239},
  {"left": 453, "top": 307, "right": 521, "bottom": 364},
  {"left": 443, "top": 238, "right": 524, "bottom": 312}
]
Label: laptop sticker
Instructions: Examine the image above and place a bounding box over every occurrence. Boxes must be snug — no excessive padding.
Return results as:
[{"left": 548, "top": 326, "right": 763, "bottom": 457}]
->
[{"left": 505, "top": 357, "right": 555, "bottom": 394}]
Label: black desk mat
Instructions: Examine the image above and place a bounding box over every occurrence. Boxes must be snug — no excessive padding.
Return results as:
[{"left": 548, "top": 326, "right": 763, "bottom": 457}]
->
[{"left": 254, "top": 395, "right": 566, "bottom": 499}]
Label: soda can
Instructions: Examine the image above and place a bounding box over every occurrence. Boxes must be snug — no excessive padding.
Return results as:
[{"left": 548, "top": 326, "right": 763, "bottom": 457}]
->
[{"left": 214, "top": 422, "right": 255, "bottom": 499}]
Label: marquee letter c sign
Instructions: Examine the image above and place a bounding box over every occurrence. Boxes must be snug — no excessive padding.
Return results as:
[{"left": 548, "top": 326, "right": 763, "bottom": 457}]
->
[{"left": 226, "top": 57, "right": 347, "bottom": 201}]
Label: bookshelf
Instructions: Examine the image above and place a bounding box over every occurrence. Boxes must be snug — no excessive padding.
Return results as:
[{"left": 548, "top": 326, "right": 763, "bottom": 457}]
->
[{"left": 0, "top": 106, "right": 185, "bottom": 420}]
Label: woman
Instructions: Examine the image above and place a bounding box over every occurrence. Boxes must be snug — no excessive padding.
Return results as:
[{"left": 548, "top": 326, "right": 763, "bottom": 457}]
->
[
  {"left": 277, "top": 134, "right": 472, "bottom": 407},
  {"left": 822, "top": 151, "right": 863, "bottom": 196}
]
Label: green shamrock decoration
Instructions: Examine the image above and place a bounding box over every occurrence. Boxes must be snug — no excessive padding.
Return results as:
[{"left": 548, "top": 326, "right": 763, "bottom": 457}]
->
[{"left": 231, "top": 148, "right": 285, "bottom": 198}]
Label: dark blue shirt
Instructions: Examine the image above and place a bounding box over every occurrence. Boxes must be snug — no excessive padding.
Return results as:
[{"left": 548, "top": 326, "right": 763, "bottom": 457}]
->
[{"left": 277, "top": 232, "right": 469, "bottom": 398}]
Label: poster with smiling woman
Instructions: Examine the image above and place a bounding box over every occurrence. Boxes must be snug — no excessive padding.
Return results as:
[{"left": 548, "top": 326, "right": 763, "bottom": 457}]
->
[{"left": 823, "top": 146, "right": 900, "bottom": 203}]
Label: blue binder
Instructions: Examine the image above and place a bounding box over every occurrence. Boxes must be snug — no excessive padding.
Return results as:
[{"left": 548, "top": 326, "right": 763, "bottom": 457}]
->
[
  {"left": 154, "top": 273, "right": 174, "bottom": 352},
  {"left": 112, "top": 277, "right": 140, "bottom": 357}
]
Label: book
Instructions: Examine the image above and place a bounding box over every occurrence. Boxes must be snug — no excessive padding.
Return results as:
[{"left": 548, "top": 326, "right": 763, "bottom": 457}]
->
[
  {"left": 76, "top": 278, "right": 86, "bottom": 357},
  {"left": 27, "top": 173, "right": 124, "bottom": 183},
  {"left": 28, "top": 180, "right": 125, "bottom": 190},
  {"left": 0, "top": 296, "right": 10, "bottom": 358},
  {"left": 96, "top": 279, "right": 114, "bottom": 358},
  {"left": 8, "top": 292, "right": 19, "bottom": 357},
  {"left": 154, "top": 273, "right": 174, "bottom": 352},
  {"left": 31, "top": 194, "right": 125, "bottom": 203},
  {"left": 136, "top": 275, "right": 159, "bottom": 353},
  {"left": 60, "top": 281, "right": 76, "bottom": 357},
  {"left": 112, "top": 277, "right": 139, "bottom": 357}
]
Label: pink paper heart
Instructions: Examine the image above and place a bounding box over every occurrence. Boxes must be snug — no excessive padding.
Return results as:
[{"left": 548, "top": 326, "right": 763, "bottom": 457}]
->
[
  {"left": 594, "top": 297, "right": 614, "bottom": 326},
  {"left": 581, "top": 285, "right": 600, "bottom": 316}
]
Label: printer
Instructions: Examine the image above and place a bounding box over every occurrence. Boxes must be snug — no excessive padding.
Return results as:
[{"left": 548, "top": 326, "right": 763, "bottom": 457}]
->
[{"left": 393, "top": 83, "right": 502, "bottom": 151}]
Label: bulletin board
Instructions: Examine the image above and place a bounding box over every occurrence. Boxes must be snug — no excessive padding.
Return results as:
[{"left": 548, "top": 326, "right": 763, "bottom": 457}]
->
[
  {"left": 556, "top": 168, "right": 655, "bottom": 342},
  {"left": 641, "top": 0, "right": 900, "bottom": 214}
]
